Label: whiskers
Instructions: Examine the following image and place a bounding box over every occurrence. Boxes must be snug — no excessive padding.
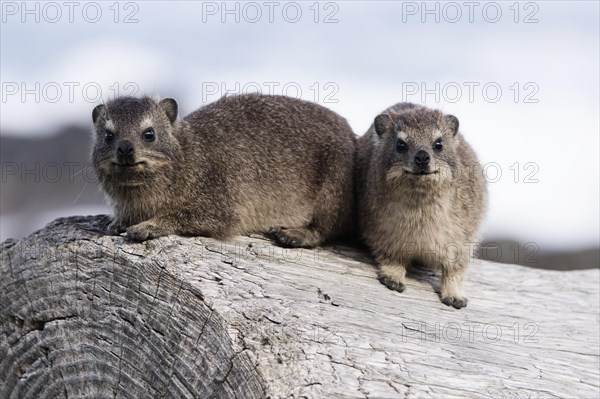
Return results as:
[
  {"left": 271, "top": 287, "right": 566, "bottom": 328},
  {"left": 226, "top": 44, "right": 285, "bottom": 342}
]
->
[
  {"left": 72, "top": 181, "right": 89, "bottom": 204},
  {"left": 70, "top": 163, "right": 99, "bottom": 204},
  {"left": 386, "top": 166, "right": 407, "bottom": 182},
  {"left": 137, "top": 155, "right": 173, "bottom": 171}
]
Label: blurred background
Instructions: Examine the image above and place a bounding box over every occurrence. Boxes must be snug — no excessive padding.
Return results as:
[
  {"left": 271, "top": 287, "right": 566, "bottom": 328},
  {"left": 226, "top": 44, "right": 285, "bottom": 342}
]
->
[{"left": 1, "top": 1, "right": 598, "bottom": 269}]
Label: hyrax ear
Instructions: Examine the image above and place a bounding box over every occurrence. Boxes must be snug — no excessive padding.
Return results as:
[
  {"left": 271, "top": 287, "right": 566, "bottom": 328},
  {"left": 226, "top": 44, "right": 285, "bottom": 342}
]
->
[
  {"left": 374, "top": 113, "right": 394, "bottom": 137},
  {"left": 92, "top": 104, "right": 105, "bottom": 124},
  {"left": 159, "top": 98, "right": 178, "bottom": 124},
  {"left": 444, "top": 114, "right": 459, "bottom": 136}
]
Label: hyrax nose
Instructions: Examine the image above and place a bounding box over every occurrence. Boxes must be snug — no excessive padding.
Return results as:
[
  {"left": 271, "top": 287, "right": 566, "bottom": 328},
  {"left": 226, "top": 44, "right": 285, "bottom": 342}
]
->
[
  {"left": 414, "top": 150, "right": 430, "bottom": 165},
  {"left": 117, "top": 140, "right": 134, "bottom": 157}
]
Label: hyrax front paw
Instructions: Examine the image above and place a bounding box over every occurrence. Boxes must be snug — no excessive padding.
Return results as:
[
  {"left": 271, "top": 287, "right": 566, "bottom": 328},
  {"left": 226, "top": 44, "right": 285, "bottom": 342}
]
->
[
  {"left": 378, "top": 275, "right": 406, "bottom": 293},
  {"left": 126, "top": 221, "right": 166, "bottom": 242},
  {"left": 441, "top": 267, "right": 468, "bottom": 309},
  {"left": 266, "top": 227, "right": 304, "bottom": 248},
  {"left": 441, "top": 295, "right": 468, "bottom": 309},
  {"left": 378, "top": 264, "right": 407, "bottom": 293},
  {"left": 107, "top": 219, "right": 127, "bottom": 235}
]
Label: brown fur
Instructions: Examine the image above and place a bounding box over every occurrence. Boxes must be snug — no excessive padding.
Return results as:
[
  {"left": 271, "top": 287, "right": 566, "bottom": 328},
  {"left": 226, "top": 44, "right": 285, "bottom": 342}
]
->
[
  {"left": 355, "top": 103, "right": 487, "bottom": 308},
  {"left": 92, "top": 94, "right": 355, "bottom": 246}
]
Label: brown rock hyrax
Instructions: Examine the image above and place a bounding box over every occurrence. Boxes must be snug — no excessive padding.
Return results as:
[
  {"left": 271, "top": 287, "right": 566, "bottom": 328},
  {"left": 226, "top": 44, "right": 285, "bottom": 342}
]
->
[
  {"left": 91, "top": 94, "right": 355, "bottom": 246},
  {"left": 355, "top": 103, "right": 487, "bottom": 308}
]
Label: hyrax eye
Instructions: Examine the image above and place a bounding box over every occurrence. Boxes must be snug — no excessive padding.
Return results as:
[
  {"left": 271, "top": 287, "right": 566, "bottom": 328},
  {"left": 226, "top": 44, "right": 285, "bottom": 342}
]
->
[
  {"left": 105, "top": 130, "right": 115, "bottom": 144},
  {"left": 396, "top": 138, "right": 408, "bottom": 153},
  {"left": 433, "top": 138, "right": 444, "bottom": 151},
  {"left": 142, "top": 128, "right": 156, "bottom": 142}
]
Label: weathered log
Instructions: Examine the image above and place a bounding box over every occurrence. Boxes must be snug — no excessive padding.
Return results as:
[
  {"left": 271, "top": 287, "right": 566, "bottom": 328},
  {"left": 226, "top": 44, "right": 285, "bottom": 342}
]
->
[{"left": 1, "top": 216, "right": 598, "bottom": 398}]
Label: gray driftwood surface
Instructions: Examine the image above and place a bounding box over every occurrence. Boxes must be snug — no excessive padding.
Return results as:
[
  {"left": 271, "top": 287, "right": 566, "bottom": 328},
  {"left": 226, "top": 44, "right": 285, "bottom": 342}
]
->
[{"left": 1, "top": 216, "right": 598, "bottom": 399}]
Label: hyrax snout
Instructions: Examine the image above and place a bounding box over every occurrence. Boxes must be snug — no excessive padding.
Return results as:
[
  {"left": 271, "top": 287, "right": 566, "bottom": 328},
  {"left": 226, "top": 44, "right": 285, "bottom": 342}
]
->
[{"left": 355, "top": 103, "right": 487, "bottom": 309}]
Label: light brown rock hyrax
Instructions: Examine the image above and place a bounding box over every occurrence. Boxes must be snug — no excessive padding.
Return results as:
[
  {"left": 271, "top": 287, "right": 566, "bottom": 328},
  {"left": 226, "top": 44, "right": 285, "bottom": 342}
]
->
[
  {"left": 355, "top": 103, "right": 487, "bottom": 308},
  {"left": 91, "top": 94, "right": 355, "bottom": 246}
]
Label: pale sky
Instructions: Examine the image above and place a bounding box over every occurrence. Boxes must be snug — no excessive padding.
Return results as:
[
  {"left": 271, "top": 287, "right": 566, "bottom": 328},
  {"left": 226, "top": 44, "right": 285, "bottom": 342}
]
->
[{"left": 1, "top": 1, "right": 599, "bottom": 250}]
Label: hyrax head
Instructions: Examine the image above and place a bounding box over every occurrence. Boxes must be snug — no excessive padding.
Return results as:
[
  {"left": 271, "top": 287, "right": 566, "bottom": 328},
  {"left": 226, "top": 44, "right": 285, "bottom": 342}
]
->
[
  {"left": 92, "top": 96, "right": 180, "bottom": 187},
  {"left": 373, "top": 104, "right": 459, "bottom": 184}
]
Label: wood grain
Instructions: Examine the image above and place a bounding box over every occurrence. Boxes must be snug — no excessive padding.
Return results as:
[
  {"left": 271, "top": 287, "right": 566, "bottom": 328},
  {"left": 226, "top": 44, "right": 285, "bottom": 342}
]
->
[{"left": 1, "top": 216, "right": 598, "bottom": 398}]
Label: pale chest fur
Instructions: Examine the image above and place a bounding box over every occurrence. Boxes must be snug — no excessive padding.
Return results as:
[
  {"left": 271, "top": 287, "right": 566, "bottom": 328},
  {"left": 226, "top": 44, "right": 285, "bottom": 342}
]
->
[
  {"left": 364, "top": 188, "right": 468, "bottom": 264},
  {"left": 106, "top": 185, "right": 166, "bottom": 226}
]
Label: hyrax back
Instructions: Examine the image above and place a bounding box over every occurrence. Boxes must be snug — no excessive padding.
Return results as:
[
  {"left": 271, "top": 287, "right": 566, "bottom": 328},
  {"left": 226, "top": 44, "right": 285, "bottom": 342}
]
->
[
  {"left": 355, "top": 103, "right": 487, "bottom": 308},
  {"left": 92, "top": 94, "right": 355, "bottom": 246}
]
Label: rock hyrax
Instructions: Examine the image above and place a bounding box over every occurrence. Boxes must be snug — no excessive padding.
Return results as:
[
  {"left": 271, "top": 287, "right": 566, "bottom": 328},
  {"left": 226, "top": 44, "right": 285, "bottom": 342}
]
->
[
  {"left": 355, "top": 103, "right": 487, "bottom": 308},
  {"left": 91, "top": 94, "right": 355, "bottom": 246}
]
